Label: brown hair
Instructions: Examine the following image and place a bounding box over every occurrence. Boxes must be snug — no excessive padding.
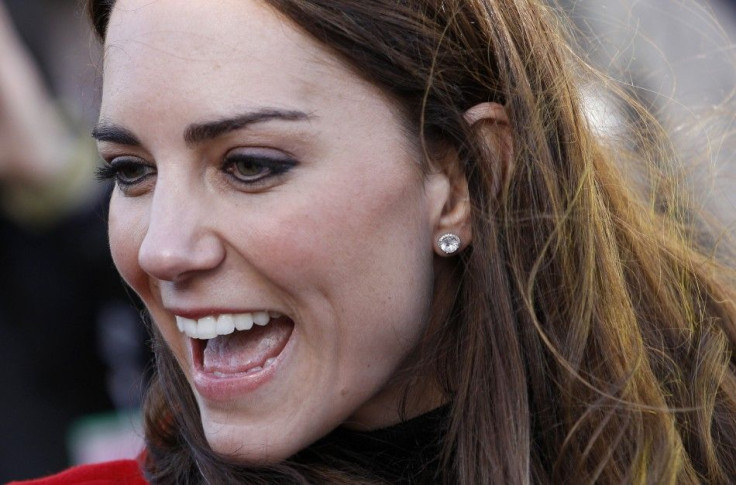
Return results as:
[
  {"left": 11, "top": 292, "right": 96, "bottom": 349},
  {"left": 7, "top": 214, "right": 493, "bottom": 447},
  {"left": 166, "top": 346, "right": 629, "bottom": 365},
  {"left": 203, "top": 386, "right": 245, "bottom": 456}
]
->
[{"left": 88, "top": 0, "right": 736, "bottom": 483}]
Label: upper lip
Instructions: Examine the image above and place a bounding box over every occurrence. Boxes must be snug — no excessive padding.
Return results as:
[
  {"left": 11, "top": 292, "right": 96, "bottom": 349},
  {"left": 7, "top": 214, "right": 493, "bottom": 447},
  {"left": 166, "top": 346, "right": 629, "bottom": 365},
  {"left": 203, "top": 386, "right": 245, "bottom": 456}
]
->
[{"left": 166, "top": 308, "right": 284, "bottom": 320}]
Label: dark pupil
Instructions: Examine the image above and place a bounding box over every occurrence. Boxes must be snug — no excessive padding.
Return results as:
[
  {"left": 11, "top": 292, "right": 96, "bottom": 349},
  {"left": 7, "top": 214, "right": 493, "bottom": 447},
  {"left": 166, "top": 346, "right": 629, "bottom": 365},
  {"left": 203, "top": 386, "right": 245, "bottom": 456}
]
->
[
  {"left": 120, "top": 164, "right": 146, "bottom": 180},
  {"left": 236, "top": 160, "right": 263, "bottom": 177}
]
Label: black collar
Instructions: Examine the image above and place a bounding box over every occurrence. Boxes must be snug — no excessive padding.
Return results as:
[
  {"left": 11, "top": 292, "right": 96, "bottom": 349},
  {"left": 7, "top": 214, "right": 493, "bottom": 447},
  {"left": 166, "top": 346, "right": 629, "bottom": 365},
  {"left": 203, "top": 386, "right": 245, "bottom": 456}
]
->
[{"left": 294, "top": 405, "right": 450, "bottom": 484}]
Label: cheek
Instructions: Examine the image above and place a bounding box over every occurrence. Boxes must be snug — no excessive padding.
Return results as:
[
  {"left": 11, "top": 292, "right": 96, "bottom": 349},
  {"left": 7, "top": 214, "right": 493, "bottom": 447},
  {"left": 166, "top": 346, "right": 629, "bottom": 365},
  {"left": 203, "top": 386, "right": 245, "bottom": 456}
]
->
[
  {"left": 247, "top": 170, "right": 434, "bottom": 317},
  {"left": 256, "top": 191, "right": 397, "bottom": 272},
  {"left": 108, "top": 195, "right": 148, "bottom": 293}
]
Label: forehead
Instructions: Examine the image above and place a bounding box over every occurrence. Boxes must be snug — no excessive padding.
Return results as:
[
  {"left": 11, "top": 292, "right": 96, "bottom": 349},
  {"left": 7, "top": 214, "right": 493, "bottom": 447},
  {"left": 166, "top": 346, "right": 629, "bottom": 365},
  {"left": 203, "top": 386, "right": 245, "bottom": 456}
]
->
[
  {"left": 105, "top": 0, "right": 296, "bottom": 59},
  {"left": 100, "top": 0, "right": 363, "bottom": 123}
]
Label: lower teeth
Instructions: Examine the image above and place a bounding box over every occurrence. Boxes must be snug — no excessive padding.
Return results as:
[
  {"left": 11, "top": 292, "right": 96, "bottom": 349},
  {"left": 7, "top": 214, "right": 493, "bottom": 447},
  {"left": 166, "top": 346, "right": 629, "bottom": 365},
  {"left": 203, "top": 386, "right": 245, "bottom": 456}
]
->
[
  {"left": 202, "top": 318, "right": 293, "bottom": 375},
  {"left": 246, "top": 366, "right": 262, "bottom": 375}
]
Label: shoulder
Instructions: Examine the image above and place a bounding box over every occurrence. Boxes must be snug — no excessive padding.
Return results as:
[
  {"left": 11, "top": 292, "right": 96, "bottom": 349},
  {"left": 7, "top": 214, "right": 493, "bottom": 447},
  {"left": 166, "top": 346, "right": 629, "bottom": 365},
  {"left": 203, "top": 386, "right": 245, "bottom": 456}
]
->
[{"left": 7, "top": 460, "right": 147, "bottom": 485}]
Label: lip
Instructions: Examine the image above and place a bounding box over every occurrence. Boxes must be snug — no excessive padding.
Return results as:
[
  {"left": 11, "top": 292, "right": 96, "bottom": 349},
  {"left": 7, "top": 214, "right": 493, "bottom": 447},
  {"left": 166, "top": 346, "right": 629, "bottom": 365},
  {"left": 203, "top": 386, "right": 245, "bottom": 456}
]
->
[
  {"left": 189, "top": 317, "right": 295, "bottom": 402},
  {"left": 168, "top": 307, "right": 283, "bottom": 320}
]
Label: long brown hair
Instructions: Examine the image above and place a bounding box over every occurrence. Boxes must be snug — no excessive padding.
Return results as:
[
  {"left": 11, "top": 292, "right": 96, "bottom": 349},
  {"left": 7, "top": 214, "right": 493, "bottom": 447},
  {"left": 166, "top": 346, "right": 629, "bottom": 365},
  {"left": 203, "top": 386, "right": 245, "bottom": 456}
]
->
[{"left": 88, "top": 0, "right": 736, "bottom": 483}]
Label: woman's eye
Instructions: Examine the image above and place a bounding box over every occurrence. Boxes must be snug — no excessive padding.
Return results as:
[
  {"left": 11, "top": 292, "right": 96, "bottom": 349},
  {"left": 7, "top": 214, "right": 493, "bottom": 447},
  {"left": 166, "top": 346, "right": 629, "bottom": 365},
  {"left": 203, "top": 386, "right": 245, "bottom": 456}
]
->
[
  {"left": 96, "top": 157, "right": 155, "bottom": 189},
  {"left": 223, "top": 152, "right": 296, "bottom": 186},
  {"left": 232, "top": 158, "right": 269, "bottom": 179}
]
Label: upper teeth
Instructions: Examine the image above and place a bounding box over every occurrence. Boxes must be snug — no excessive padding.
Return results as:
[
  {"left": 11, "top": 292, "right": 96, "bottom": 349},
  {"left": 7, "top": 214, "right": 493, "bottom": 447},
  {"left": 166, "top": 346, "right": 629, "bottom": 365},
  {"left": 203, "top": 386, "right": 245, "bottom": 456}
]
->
[{"left": 176, "top": 311, "right": 282, "bottom": 340}]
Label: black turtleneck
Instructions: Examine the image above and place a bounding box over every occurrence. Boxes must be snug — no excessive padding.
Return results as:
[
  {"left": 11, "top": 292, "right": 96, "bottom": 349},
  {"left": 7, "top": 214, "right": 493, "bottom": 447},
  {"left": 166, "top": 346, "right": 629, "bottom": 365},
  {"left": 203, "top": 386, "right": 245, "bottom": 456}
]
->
[{"left": 294, "top": 405, "right": 450, "bottom": 484}]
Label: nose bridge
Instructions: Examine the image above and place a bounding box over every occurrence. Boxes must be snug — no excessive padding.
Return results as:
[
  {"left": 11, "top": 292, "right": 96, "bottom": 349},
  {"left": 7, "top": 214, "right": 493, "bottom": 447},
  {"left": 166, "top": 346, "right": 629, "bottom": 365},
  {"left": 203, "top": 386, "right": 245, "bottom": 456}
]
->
[{"left": 138, "top": 177, "right": 224, "bottom": 281}]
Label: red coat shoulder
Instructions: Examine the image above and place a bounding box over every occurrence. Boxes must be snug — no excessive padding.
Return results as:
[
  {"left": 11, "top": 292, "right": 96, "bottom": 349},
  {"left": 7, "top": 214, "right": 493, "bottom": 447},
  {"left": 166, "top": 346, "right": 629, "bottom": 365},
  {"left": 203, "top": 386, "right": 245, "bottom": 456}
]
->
[{"left": 7, "top": 459, "right": 147, "bottom": 485}]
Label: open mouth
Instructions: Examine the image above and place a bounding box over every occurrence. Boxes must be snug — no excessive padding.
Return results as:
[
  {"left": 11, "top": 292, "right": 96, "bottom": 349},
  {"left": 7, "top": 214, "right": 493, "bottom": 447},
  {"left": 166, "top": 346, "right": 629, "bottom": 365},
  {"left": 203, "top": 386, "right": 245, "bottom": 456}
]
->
[{"left": 178, "top": 312, "right": 294, "bottom": 378}]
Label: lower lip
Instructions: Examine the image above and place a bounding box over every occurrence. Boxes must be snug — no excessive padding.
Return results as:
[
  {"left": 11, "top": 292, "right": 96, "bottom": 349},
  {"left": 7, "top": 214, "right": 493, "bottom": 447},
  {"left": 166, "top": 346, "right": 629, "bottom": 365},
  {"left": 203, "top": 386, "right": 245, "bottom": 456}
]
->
[{"left": 190, "top": 330, "right": 294, "bottom": 402}]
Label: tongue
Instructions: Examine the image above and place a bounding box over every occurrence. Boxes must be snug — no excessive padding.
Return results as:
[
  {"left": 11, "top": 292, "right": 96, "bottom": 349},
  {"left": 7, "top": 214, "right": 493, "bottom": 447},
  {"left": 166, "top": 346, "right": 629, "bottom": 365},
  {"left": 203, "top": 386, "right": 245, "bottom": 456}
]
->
[{"left": 202, "top": 318, "right": 292, "bottom": 374}]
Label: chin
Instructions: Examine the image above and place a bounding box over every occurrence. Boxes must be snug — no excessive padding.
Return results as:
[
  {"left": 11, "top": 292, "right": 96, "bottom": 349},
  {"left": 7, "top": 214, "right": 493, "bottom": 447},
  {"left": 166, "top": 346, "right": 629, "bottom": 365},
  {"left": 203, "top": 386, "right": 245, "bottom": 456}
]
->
[{"left": 202, "top": 420, "right": 298, "bottom": 465}]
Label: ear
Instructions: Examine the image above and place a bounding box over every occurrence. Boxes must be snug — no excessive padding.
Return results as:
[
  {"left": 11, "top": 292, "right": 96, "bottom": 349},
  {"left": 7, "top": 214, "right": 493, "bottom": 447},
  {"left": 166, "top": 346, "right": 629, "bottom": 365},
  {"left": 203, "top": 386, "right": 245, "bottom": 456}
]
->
[
  {"left": 464, "top": 102, "right": 512, "bottom": 198},
  {"left": 425, "top": 168, "right": 470, "bottom": 257},
  {"left": 427, "top": 102, "right": 511, "bottom": 257}
]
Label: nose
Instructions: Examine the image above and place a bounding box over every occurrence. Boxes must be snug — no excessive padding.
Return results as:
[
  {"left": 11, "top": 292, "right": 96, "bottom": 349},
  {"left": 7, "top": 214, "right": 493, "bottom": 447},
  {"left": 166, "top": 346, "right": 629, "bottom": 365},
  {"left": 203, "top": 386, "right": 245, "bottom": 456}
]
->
[{"left": 138, "top": 183, "right": 225, "bottom": 282}]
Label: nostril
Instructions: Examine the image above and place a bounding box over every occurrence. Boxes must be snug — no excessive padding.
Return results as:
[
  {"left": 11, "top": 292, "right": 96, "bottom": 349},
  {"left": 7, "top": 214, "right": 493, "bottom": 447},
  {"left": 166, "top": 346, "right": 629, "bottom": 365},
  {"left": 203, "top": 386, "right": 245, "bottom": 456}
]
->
[
  {"left": 138, "top": 245, "right": 184, "bottom": 281},
  {"left": 137, "top": 185, "right": 226, "bottom": 281},
  {"left": 138, "top": 227, "right": 226, "bottom": 282}
]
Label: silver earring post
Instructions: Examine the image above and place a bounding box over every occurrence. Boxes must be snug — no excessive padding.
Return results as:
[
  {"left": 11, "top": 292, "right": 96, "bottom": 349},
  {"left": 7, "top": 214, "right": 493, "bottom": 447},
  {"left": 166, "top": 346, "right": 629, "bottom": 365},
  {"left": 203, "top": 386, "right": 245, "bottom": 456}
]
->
[{"left": 437, "top": 233, "right": 461, "bottom": 254}]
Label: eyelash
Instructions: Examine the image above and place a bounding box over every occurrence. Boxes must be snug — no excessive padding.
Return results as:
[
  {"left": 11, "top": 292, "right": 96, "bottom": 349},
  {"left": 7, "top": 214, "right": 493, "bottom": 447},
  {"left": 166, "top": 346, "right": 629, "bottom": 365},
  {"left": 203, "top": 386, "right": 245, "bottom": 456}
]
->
[
  {"left": 95, "top": 157, "right": 154, "bottom": 187},
  {"left": 222, "top": 153, "right": 297, "bottom": 187},
  {"left": 95, "top": 154, "right": 297, "bottom": 192}
]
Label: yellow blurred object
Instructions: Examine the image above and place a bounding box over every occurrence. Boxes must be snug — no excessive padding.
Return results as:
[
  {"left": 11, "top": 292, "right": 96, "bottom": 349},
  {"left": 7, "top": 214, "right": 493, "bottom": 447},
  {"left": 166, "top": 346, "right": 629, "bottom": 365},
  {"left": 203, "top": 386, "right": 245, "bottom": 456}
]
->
[{"left": 1, "top": 127, "right": 99, "bottom": 227}]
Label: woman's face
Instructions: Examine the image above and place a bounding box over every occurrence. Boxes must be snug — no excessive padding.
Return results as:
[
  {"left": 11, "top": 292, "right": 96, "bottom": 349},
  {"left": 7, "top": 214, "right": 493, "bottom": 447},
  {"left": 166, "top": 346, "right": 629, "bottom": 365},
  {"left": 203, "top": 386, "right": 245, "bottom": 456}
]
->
[{"left": 98, "top": 0, "right": 451, "bottom": 463}]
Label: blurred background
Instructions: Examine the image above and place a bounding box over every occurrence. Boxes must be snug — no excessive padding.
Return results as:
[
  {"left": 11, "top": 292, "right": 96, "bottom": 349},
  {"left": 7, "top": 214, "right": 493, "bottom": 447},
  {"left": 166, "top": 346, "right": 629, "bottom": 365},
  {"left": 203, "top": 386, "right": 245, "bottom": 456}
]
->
[
  {"left": 561, "top": 0, "right": 736, "bottom": 223},
  {"left": 0, "top": 0, "right": 734, "bottom": 482},
  {"left": 0, "top": 0, "right": 147, "bottom": 482}
]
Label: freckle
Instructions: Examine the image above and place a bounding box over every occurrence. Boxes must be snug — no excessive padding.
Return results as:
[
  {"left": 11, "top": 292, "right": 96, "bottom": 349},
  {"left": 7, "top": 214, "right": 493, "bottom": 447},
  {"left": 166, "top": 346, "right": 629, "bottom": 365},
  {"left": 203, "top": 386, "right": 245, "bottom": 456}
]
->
[{"left": 341, "top": 389, "right": 348, "bottom": 397}]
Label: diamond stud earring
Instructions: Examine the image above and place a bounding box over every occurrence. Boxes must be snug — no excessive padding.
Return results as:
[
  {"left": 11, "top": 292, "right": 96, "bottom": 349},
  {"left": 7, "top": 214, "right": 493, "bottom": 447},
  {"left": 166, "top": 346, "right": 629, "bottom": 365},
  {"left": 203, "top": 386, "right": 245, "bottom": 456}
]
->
[{"left": 437, "top": 233, "right": 461, "bottom": 255}]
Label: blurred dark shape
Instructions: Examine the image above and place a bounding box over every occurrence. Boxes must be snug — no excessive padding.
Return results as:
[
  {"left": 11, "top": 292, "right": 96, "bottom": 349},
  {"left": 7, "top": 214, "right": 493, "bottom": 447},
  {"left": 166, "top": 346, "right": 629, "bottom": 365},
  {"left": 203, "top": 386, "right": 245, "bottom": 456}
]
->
[
  {"left": 0, "top": 196, "right": 145, "bottom": 481},
  {"left": 0, "top": 0, "right": 147, "bottom": 481}
]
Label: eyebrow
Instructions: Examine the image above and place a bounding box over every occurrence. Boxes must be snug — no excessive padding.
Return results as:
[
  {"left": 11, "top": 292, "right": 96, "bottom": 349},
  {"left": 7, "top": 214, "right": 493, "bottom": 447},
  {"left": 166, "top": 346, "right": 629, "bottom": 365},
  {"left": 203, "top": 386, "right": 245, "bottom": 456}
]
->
[
  {"left": 92, "top": 108, "right": 313, "bottom": 147},
  {"left": 184, "top": 109, "right": 312, "bottom": 146},
  {"left": 91, "top": 124, "right": 141, "bottom": 146}
]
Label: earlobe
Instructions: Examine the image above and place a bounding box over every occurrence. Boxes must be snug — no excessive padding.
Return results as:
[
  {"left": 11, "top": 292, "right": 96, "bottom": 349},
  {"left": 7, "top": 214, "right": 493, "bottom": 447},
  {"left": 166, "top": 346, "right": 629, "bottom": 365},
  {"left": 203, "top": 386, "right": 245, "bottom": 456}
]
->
[
  {"left": 426, "top": 164, "right": 472, "bottom": 258},
  {"left": 435, "top": 174, "right": 471, "bottom": 257}
]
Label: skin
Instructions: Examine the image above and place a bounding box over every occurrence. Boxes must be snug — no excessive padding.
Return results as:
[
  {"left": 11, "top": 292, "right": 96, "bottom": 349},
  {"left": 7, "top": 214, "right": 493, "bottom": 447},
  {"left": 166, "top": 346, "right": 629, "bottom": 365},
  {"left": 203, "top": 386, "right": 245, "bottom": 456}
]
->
[
  {"left": 97, "top": 0, "right": 468, "bottom": 464},
  {"left": 0, "top": 0, "right": 73, "bottom": 185}
]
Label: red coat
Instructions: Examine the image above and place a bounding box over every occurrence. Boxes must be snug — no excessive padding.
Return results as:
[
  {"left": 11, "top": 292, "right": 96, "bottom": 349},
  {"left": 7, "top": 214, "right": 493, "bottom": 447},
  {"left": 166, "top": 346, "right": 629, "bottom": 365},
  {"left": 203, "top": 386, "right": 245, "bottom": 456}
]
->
[{"left": 7, "top": 460, "right": 148, "bottom": 485}]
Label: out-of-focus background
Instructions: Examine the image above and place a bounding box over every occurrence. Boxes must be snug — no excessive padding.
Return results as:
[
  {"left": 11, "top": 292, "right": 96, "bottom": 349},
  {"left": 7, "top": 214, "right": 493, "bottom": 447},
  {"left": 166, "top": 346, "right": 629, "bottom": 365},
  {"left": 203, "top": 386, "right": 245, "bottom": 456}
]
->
[
  {"left": 1, "top": 0, "right": 147, "bottom": 482},
  {"left": 0, "top": 0, "right": 734, "bottom": 482},
  {"left": 561, "top": 0, "right": 736, "bottom": 223}
]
